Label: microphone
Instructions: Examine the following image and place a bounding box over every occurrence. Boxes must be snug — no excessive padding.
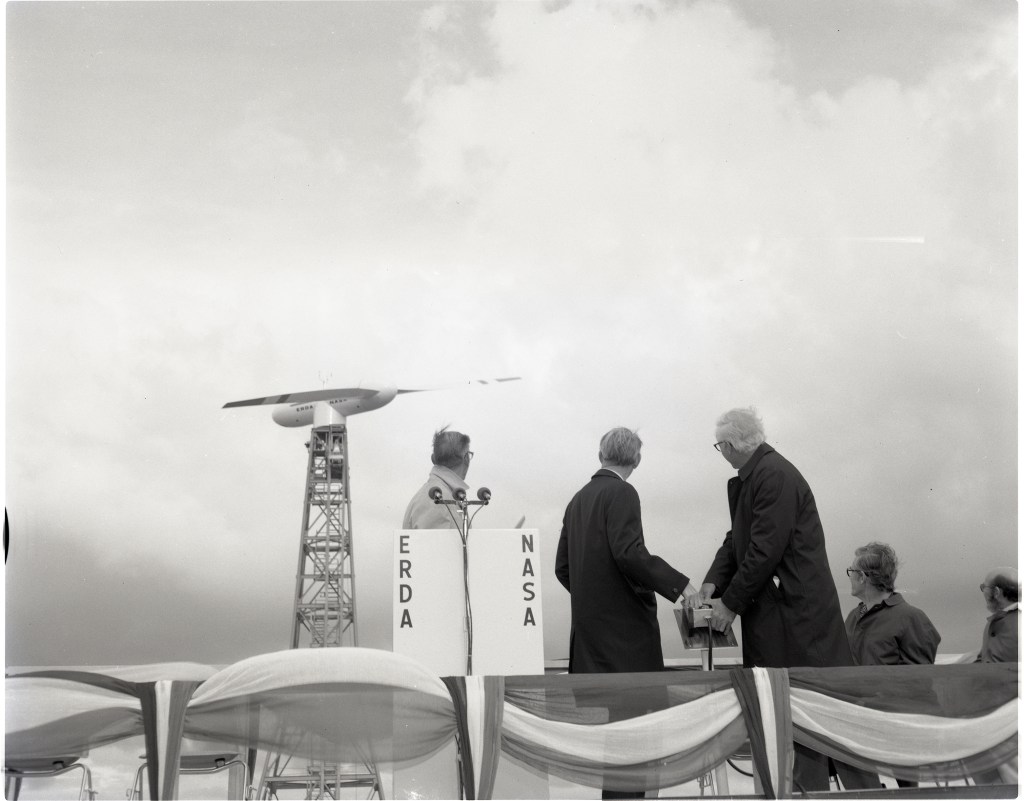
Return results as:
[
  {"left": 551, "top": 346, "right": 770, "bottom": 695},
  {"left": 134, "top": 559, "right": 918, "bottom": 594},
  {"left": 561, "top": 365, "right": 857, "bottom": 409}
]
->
[
  {"left": 428, "top": 486, "right": 443, "bottom": 502},
  {"left": 453, "top": 488, "right": 467, "bottom": 502},
  {"left": 476, "top": 487, "right": 492, "bottom": 503}
]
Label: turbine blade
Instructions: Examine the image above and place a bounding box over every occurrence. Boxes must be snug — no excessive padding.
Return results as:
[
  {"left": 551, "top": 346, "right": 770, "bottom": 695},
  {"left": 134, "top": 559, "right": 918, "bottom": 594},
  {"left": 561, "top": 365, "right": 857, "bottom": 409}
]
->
[
  {"left": 223, "top": 387, "right": 379, "bottom": 408},
  {"left": 396, "top": 376, "right": 522, "bottom": 394}
]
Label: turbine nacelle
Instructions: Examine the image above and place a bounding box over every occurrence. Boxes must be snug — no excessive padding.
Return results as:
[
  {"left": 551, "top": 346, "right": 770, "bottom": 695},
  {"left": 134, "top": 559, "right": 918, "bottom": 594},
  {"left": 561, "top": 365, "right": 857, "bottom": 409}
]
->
[{"left": 269, "top": 386, "right": 399, "bottom": 427}]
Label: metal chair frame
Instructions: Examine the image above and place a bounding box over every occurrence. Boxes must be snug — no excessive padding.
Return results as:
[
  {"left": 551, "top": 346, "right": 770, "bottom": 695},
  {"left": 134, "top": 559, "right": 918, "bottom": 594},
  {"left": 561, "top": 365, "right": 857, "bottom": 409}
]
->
[
  {"left": 129, "top": 752, "right": 252, "bottom": 800},
  {"left": 4, "top": 757, "right": 97, "bottom": 801}
]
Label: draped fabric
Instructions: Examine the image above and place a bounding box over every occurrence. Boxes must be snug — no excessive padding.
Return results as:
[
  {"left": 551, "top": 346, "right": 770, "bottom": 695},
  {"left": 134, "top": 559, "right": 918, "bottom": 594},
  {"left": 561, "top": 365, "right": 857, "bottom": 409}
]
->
[
  {"left": 497, "top": 671, "right": 749, "bottom": 793},
  {"left": 183, "top": 649, "right": 458, "bottom": 768},
  {"left": 7, "top": 655, "right": 1018, "bottom": 800},
  {"left": 5, "top": 674, "right": 143, "bottom": 761},
  {"left": 6, "top": 651, "right": 459, "bottom": 800},
  {"left": 443, "top": 674, "right": 505, "bottom": 800},
  {"left": 5, "top": 665, "right": 218, "bottom": 800},
  {"left": 729, "top": 667, "right": 793, "bottom": 797},
  {"left": 138, "top": 680, "right": 206, "bottom": 800},
  {"left": 788, "top": 663, "right": 1019, "bottom": 783},
  {"left": 753, "top": 668, "right": 792, "bottom": 797}
]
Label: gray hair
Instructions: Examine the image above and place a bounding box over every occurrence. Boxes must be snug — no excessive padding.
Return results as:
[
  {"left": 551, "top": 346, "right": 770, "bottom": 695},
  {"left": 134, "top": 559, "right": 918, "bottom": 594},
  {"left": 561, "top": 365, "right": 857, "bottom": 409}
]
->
[
  {"left": 599, "top": 427, "right": 642, "bottom": 468},
  {"left": 431, "top": 426, "right": 470, "bottom": 470},
  {"left": 715, "top": 407, "right": 765, "bottom": 454},
  {"left": 854, "top": 542, "right": 899, "bottom": 592}
]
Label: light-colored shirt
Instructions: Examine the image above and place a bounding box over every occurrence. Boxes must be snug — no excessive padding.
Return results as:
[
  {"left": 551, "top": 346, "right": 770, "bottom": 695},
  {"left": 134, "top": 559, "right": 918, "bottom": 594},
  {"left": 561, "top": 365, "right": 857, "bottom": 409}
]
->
[{"left": 402, "top": 465, "right": 469, "bottom": 530}]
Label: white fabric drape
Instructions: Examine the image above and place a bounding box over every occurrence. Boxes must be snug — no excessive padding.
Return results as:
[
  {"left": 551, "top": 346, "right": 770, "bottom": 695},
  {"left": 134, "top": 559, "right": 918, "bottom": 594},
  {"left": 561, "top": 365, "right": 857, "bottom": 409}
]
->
[
  {"left": 5, "top": 678, "right": 140, "bottom": 762},
  {"left": 752, "top": 667, "right": 781, "bottom": 793},
  {"left": 188, "top": 648, "right": 452, "bottom": 706},
  {"left": 501, "top": 688, "right": 740, "bottom": 766},
  {"left": 791, "top": 688, "right": 1019, "bottom": 764}
]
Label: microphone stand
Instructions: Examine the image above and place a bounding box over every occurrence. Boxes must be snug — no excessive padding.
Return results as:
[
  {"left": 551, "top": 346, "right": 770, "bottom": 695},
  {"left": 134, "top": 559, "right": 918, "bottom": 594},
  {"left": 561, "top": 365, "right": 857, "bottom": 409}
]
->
[{"left": 431, "top": 488, "right": 490, "bottom": 674}]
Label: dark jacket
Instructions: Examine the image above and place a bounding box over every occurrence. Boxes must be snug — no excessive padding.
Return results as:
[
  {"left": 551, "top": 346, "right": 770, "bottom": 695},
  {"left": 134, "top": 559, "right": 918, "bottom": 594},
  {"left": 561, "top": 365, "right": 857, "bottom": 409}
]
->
[
  {"left": 555, "top": 469, "right": 689, "bottom": 673},
  {"left": 845, "top": 592, "right": 941, "bottom": 665},
  {"left": 976, "top": 606, "right": 1020, "bottom": 663},
  {"left": 704, "top": 443, "right": 853, "bottom": 668}
]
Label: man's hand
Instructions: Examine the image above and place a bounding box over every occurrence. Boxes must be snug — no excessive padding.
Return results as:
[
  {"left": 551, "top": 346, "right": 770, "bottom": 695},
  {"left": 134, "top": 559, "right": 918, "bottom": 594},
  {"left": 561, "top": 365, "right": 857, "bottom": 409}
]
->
[
  {"left": 685, "top": 582, "right": 716, "bottom": 609},
  {"left": 680, "top": 582, "right": 700, "bottom": 607},
  {"left": 706, "top": 597, "right": 736, "bottom": 633}
]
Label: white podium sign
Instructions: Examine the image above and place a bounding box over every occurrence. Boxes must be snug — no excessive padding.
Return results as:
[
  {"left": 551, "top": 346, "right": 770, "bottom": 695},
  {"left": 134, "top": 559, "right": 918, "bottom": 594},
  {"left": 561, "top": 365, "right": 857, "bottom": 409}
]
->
[{"left": 393, "top": 529, "right": 544, "bottom": 676}]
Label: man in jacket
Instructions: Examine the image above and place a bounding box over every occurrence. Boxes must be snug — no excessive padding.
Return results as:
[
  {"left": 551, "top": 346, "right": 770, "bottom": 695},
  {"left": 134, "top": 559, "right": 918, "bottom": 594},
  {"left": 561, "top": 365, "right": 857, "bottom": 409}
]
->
[
  {"left": 976, "top": 567, "right": 1019, "bottom": 663},
  {"left": 693, "top": 407, "right": 878, "bottom": 792},
  {"left": 556, "top": 427, "right": 698, "bottom": 673}
]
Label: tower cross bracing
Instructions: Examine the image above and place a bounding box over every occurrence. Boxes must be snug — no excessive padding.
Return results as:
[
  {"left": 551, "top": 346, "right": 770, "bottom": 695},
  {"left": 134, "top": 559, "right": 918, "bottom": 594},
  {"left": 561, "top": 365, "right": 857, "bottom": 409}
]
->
[{"left": 292, "top": 424, "right": 357, "bottom": 649}]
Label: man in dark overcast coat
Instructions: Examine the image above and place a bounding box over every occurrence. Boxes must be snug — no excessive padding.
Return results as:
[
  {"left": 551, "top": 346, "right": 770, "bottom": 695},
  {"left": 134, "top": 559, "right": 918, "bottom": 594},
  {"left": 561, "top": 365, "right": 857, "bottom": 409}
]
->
[
  {"left": 556, "top": 427, "right": 698, "bottom": 674},
  {"left": 693, "top": 407, "right": 879, "bottom": 792}
]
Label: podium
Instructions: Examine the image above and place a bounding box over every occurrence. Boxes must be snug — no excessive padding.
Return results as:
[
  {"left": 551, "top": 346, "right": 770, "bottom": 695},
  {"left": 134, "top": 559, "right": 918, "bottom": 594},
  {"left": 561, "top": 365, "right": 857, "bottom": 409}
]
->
[{"left": 393, "top": 529, "right": 545, "bottom": 676}]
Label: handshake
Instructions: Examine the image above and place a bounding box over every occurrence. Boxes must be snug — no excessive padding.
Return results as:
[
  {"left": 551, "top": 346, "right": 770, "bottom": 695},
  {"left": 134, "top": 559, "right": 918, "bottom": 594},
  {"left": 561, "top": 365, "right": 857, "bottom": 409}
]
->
[{"left": 678, "top": 581, "right": 737, "bottom": 634}]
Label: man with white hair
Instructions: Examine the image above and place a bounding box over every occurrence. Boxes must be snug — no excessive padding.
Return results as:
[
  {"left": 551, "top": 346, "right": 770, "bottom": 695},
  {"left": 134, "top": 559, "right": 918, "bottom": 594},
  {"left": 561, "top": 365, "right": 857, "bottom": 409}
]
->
[
  {"left": 692, "top": 407, "right": 878, "bottom": 792},
  {"left": 556, "top": 427, "right": 698, "bottom": 674},
  {"left": 976, "top": 566, "right": 1020, "bottom": 663}
]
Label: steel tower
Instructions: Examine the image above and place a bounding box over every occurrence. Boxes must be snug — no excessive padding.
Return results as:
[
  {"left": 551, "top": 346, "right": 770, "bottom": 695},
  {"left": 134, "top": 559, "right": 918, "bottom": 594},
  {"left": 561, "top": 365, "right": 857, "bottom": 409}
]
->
[
  {"left": 292, "top": 424, "right": 356, "bottom": 648},
  {"left": 257, "top": 423, "right": 381, "bottom": 799}
]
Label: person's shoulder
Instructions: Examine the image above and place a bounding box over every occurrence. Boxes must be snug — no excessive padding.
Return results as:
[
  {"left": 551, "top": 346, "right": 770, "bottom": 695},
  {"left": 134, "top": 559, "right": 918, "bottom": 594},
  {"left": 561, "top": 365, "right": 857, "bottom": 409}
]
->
[{"left": 592, "top": 469, "right": 637, "bottom": 494}]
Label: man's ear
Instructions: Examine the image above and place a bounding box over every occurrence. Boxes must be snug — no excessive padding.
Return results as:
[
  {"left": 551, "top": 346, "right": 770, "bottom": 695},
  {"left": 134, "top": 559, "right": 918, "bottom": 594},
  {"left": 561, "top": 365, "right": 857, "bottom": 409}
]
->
[{"left": 633, "top": 452, "right": 642, "bottom": 468}]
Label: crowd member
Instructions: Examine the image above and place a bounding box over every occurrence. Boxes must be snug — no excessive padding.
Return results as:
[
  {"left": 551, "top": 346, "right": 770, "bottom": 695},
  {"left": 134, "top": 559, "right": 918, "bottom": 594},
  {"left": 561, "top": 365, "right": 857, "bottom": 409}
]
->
[
  {"left": 845, "top": 541, "right": 941, "bottom": 789},
  {"left": 845, "top": 542, "right": 941, "bottom": 665},
  {"left": 976, "top": 567, "right": 1019, "bottom": 663},
  {"left": 971, "top": 567, "right": 1020, "bottom": 786},
  {"left": 402, "top": 427, "right": 473, "bottom": 529},
  {"left": 690, "top": 407, "right": 879, "bottom": 792},
  {"left": 556, "top": 427, "right": 698, "bottom": 798}
]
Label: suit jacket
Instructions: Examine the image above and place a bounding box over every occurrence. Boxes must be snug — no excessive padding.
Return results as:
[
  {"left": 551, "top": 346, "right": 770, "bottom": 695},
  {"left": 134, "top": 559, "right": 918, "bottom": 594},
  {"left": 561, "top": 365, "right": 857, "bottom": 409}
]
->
[
  {"left": 555, "top": 469, "right": 689, "bottom": 673},
  {"left": 704, "top": 443, "right": 853, "bottom": 668}
]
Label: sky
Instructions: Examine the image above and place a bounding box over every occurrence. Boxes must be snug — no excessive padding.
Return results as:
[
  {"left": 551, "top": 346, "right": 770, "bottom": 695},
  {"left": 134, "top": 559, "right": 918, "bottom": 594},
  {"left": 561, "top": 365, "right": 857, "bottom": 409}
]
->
[{"left": 5, "top": 0, "right": 1018, "bottom": 684}]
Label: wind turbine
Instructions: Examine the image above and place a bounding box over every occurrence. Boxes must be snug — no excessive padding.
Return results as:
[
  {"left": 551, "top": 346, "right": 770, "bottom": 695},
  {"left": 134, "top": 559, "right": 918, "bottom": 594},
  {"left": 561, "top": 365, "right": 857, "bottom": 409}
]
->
[
  {"left": 224, "top": 377, "right": 520, "bottom": 799},
  {"left": 224, "top": 377, "right": 522, "bottom": 428},
  {"left": 222, "top": 377, "right": 521, "bottom": 649}
]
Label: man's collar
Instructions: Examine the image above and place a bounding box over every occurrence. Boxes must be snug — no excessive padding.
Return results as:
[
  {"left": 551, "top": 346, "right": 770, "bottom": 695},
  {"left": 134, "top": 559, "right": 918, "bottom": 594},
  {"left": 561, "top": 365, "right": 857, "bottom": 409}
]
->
[
  {"left": 858, "top": 591, "right": 903, "bottom": 613},
  {"left": 737, "top": 442, "right": 774, "bottom": 480},
  {"left": 596, "top": 466, "right": 627, "bottom": 481},
  {"left": 429, "top": 464, "right": 469, "bottom": 490},
  {"left": 986, "top": 602, "right": 1018, "bottom": 621}
]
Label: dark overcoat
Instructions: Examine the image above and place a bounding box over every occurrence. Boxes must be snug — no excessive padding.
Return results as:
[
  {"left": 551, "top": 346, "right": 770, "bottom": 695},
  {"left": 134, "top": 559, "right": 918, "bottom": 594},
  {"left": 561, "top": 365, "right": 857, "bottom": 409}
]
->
[
  {"left": 704, "top": 443, "right": 853, "bottom": 668},
  {"left": 555, "top": 469, "right": 689, "bottom": 673}
]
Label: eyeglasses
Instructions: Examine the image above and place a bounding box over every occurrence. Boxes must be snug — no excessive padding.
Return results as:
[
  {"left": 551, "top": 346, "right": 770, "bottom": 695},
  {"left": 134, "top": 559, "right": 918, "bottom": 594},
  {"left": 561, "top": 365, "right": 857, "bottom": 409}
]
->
[
  {"left": 465, "top": 451, "right": 474, "bottom": 461},
  {"left": 713, "top": 441, "right": 728, "bottom": 452},
  {"left": 979, "top": 583, "right": 993, "bottom": 592},
  {"left": 846, "top": 568, "right": 864, "bottom": 577}
]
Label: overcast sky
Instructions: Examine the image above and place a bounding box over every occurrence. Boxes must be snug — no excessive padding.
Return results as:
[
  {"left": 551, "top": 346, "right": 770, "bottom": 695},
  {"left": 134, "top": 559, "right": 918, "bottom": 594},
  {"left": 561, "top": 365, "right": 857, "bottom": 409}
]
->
[{"left": 5, "top": 0, "right": 1017, "bottom": 674}]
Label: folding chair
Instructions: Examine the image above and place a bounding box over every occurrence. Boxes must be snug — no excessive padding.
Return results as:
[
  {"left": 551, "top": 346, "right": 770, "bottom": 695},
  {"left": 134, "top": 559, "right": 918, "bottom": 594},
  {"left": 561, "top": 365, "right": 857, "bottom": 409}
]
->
[{"left": 4, "top": 755, "right": 97, "bottom": 800}]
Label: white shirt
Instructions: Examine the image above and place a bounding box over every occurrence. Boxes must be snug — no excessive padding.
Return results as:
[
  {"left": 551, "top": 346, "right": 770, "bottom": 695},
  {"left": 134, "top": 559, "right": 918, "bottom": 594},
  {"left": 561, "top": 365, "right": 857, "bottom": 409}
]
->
[{"left": 402, "top": 465, "right": 469, "bottom": 529}]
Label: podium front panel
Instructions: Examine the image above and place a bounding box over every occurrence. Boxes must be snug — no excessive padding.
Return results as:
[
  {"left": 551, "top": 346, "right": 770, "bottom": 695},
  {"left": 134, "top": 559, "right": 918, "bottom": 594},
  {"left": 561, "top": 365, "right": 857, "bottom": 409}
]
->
[{"left": 393, "top": 529, "right": 544, "bottom": 676}]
